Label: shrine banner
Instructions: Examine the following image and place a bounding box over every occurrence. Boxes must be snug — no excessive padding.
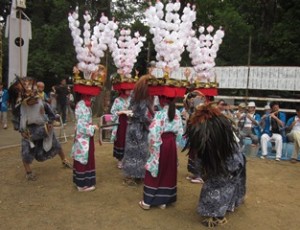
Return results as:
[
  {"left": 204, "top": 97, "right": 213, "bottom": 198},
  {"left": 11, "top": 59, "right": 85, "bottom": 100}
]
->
[{"left": 5, "top": 15, "right": 31, "bottom": 86}]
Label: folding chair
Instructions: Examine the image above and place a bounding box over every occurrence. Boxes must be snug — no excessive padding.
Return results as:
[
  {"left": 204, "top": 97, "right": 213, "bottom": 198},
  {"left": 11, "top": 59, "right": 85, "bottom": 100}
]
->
[
  {"left": 53, "top": 114, "right": 68, "bottom": 143},
  {"left": 99, "top": 114, "right": 116, "bottom": 143}
]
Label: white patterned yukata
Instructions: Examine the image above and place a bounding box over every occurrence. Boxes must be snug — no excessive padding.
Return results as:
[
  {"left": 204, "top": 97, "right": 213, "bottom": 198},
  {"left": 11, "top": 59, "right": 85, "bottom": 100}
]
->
[
  {"left": 110, "top": 96, "right": 130, "bottom": 160},
  {"left": 71, "top": 100, "right": 97, "bottom": 188},
  {"left": 143, "top": 106, "right": 183, "bottom": 206}
]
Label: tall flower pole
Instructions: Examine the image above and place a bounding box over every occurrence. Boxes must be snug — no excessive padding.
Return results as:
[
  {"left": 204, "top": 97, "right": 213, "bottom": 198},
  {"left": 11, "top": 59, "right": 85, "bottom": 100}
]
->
[
  {"left": 144, "top": 0, "right": 196, "bottom": 98},
  {"left": 144, "top": 0, "right": 196, "bottom": 75},
  {"left": 68, "top": 7, "right": 118, "bottom": 86},
  {"left": 109, "top": 28, "right": 146, "bottom": 89},
  {"left": 186, "top": 25, "right": 225, "bottom": 85}
]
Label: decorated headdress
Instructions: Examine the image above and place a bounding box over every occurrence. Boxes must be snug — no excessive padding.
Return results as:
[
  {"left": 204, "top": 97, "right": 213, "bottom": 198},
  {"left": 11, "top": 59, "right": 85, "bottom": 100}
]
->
[
  {"left": 185, "top": 24, "right": 225, "bottom": 96},
  {"left": 68, "top": 7, "right": 118, "bottom": 95},
  {"left": 144, "top": 0, "right": 196, "bottom": 98},
  {"left": 183, "top": 103, "right": 238, "bottom": 177},
  {"left": 8, "top": 76, "right": 39, "bottom": 106},
  {"left": 109, "top": 29, "right": 146, "bottom": 91}
]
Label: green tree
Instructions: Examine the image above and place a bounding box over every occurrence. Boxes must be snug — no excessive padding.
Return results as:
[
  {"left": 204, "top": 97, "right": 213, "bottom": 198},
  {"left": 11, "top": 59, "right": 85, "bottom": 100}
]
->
[{"left": 1, "top": 0, "right": 300, "bottom": 89}]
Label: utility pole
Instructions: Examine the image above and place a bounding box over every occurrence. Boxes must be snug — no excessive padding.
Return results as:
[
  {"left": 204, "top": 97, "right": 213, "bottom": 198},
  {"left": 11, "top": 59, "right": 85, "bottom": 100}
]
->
[{"left": 245, "top": 35, "right": 252, "bottom": 103}]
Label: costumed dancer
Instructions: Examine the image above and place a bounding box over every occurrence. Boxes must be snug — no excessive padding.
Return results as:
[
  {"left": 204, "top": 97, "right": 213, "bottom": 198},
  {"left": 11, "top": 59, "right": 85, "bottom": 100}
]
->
[
  {"left": 122, "top": 75, "right": 154, "bottom": 186},
  {"left": 110, "top": 89, "right": 132, "bottom": 169},
  {"left": 183, "top": 91, "right": 206, "bottom": 184},
  {"left": 71, "top": 87, "right": 100, "bottom": 192},
  {"left": 68, "top": 6, "right": 112, "bottom": 191},
  {"left": 139, "top": 96, "right": 183, "bottom": 210},
  {"left": 8, "top": 77, "right": 72, "bottom": 181},
  {"left": 184, "top": 103, "right": 246, "bottom": 227}
]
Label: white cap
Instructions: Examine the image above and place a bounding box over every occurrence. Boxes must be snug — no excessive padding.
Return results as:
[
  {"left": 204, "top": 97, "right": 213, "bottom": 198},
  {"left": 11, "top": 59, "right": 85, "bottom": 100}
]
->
[
  {"left": 248, "top": 101, "right": 256, "bottom": 107},
  {"left": 264, "top": 105, "right": 271, "bottom": 110}
]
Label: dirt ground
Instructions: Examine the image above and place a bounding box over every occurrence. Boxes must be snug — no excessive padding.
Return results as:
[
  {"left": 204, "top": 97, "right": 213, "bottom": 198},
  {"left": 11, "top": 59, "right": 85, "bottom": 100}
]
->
[{"left": 0, "top": 137, "right": 300, "bottom": 230}]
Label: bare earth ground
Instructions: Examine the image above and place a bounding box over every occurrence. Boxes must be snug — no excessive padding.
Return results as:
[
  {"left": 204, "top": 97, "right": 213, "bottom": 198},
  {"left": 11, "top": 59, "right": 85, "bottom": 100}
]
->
[{"left": 0, "top": 135, "right": 300, "bottom": 230}]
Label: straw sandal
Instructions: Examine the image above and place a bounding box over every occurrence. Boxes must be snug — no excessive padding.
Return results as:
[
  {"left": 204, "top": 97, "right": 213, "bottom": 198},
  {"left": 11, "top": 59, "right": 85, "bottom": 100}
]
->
[
  {"left": 202, "top": 217, "right": 227, "bottom": 228},
  {"left": 123, "top": 178, "right": 137, "bottom": 186},
  {"left": 26, "top": 172, "right": 37, "bottom": 181},
  {"left": 62, "top": 159, "right": 73, "bottom": 169}
]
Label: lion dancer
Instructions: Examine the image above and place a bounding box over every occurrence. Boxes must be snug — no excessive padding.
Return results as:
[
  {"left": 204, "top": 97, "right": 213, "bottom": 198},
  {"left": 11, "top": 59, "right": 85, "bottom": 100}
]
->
[
  {"left": 184, "top": 103, "right": 246, "bottom": 228},
  {"left": 11, "top": 78, "right": 72, "bottom": 181}
]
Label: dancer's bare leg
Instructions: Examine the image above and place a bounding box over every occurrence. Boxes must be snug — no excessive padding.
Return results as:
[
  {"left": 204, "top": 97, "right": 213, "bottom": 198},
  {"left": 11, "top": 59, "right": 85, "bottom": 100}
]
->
[
  {"left": 58, "top": 149, "right": 73, "bottom": 169},
  {"left": 23, "top": 161, "right": 37, "bottom": 181}
]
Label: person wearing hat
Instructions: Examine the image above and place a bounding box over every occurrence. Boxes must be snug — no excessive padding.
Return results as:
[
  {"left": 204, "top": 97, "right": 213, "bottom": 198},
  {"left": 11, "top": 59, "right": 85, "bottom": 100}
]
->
[
  {"left": 259, "top": 104, "right": 271, "bottom": 126},
  {"left": 233, "top": 102, "right": 247, "bottom": 126},
  {"left": 260, "top": 101, "right": 286, "bottom": 161},
  {"left": 238, "top": 101, "right": 261, "bottom": 146},
  {"left": 285, "top": 105, "right": 300, "bottom": 163}
]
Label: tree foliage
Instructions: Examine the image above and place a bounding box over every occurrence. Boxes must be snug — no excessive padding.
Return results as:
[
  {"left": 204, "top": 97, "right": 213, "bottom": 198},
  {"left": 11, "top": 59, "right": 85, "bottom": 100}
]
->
[{"left": 0, "top": 0, "right": 299, "bottom": 89}]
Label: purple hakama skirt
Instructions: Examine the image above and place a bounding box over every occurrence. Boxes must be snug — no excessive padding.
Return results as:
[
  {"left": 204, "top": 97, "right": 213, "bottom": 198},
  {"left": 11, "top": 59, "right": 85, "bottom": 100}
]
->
[
  {"left": 113, "top": 114, "right": 128, "bottom": 160},
  {"left": 143, "top": 132, "right": 177, "bottom": 206},
  {"left": 73, "top": 136, "right": 96, "bottom": 188}
]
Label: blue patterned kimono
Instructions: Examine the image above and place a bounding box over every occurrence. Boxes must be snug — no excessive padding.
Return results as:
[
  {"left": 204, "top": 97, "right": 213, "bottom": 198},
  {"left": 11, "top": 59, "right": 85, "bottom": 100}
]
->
[
  {"left": 197, "top": 150, "right": 246, "bottom": 217},
  {"left": 122, "top": 98, "right": 152, "bottom": 178}
]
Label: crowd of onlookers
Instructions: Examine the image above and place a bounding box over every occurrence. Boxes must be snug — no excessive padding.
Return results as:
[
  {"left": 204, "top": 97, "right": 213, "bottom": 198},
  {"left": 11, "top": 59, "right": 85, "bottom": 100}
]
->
[
  {"left": 38, "top": 79, "right": 75, "bottom": 125},
  {"left": 179, "top": 92, "right": 300, "bottom": 163},
  {"left": 212, "top": 99, "right": 300, "bottom": 162}
]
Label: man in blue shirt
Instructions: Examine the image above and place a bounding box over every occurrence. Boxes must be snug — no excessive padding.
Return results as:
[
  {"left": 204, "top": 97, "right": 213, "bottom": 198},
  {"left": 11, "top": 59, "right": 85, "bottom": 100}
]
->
[{"left": 260, "top": 101, "right": 286, "bottom": 161}]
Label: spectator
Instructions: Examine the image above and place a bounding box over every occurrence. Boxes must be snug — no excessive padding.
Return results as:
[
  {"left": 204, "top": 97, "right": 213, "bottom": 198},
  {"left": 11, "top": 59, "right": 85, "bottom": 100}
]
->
[
  {"left": 0, "top": 82, "right": 9, "bottom": 129},
  {"left": 66, "top": 87, "right": 75, "bottom": 122},
  {"left": 217, "top": 99, "right": 226, "bottom": 114},
  {"left": 259, "top": 104, "right": 271, "bottom": 128},
  {"left": 238, "top": 102, "right": 261, "bottom": 146},
  {"left": 49, "top": 90, "right": 57, "bottom": 113},
  {"left": 52, "top": 79, "right": 68, "bottom": 125},
  {"left": 233, "top": 102, "right": 247, "bottom": 134},
  {"left": 234, "top": 103, "right": 247, "bottom": 122},
  {"left": 217, "top": 100, "right": 234, "bottom": 121},
  {"left": 260, "top": 101, "right": 286, "bottom": 161},
  {"left": 286, "top": 105, "right": 300, "bottom": 163},
  {"left": 37, "top": 81, "right": 49, "bottom": 102}
]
